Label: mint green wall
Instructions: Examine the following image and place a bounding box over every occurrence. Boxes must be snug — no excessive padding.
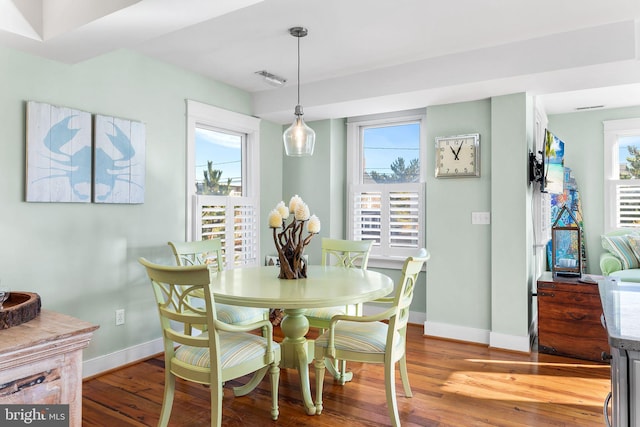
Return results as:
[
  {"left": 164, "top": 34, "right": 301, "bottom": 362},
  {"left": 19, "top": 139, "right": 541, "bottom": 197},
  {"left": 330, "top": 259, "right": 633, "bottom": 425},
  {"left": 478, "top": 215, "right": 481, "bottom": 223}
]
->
[
  {"left": 425, "top": 99, "right": 493, "bottom": 331},
  {"left": 260, "top": 120, "right": 284, "bottom": 260},
  {"left": 0, "top": 46, "right": 281, "bottom": 361},
  {"left": 490, "top": 94, "right": 532, "bottom": 338},
  {"left": 548, "top": 106, "right": 640, "bottom": 273},
  {"left": 282, "top": 119, "right": 346, "bottom": 263},
  {"left": 329, "top": 119, "right": 347, "bottom": 240}
]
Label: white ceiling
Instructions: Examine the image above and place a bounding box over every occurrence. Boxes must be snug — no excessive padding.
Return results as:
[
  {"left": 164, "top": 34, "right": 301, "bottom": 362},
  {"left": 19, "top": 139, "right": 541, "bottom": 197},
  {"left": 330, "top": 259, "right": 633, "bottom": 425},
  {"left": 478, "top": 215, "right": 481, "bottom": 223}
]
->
[{"left": 1, "top": 0, "right": 640, "bottom": 124}]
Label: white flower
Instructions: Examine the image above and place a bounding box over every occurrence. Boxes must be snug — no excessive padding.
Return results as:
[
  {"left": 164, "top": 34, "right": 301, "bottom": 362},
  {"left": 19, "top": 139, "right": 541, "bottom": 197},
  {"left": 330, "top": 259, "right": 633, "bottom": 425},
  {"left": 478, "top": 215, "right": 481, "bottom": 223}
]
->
[
  {"left": 295, "top": 202, "right": 310, "bottom": 221},
  {"left": 308, "top": 215, "right": 321, "bottom": 234},
  {"left": 268, "top": 209, "right": 282, "bottom": 228},
  {"left": 289, "top": 194, "right": 303, "bottom": 214},
  {"left": 276, "top": 201, "right": 289, "bottom": 220}
]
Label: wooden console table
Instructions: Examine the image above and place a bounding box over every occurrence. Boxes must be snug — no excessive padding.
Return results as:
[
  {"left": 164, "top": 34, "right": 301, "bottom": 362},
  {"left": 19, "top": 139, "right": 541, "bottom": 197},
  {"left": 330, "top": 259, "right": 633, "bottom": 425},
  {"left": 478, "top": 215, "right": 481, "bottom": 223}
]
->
[
  {"left": 0, "top": 310, "right": 98, "bottom": 427},
  {"left": 537, "top": 272, "right": 608, "bottom": 362}
]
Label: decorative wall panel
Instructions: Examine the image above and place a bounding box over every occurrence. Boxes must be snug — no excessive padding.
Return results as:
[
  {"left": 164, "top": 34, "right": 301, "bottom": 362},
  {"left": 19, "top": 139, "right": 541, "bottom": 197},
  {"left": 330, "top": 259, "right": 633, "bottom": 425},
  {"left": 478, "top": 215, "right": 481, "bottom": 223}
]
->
[
  {"left": 93, "top": 115, "right": 145, "bottom": 204},
  {"left": 26, "top": 101, "right": 92, "bottom": 202}
]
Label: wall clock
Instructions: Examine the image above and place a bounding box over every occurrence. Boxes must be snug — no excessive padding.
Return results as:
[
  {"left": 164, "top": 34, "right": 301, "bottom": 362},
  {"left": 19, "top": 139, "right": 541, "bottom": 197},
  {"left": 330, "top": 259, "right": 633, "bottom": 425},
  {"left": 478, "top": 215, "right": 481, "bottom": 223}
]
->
[{"left": 435, "top": 133, "right": 480, "bottom": 178}]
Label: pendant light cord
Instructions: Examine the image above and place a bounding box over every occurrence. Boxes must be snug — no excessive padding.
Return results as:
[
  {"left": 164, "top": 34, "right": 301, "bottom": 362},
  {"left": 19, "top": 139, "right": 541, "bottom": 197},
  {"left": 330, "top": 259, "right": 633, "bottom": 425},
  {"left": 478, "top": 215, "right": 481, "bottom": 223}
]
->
[{"left": 297, "top": 34, "right": 301, "bottom": 107}]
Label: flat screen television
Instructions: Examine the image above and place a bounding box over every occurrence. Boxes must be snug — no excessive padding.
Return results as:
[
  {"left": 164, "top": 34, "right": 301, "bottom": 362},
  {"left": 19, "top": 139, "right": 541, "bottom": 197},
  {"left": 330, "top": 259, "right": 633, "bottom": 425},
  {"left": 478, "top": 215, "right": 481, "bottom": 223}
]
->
[
  {"left": 543, "top": 129, "right": 565, "bottom": 195},
  {"left": 529, "top": 129, "right": 565, "bottom": 194}
]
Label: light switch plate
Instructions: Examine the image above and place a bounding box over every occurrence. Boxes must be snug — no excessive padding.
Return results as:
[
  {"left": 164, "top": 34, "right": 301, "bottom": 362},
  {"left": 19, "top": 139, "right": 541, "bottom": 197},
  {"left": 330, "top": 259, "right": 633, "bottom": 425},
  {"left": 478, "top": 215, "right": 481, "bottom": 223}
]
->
[{"left": 472, "top": 212, "right": 490, "bottom": 225}]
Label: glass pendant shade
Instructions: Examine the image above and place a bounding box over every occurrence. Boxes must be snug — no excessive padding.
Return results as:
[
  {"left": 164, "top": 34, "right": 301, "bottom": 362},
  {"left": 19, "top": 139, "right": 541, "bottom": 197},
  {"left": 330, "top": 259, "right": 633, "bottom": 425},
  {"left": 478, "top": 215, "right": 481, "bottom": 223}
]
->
[
  {"left": 283, "top": 26, "right": 314, "bottom": 157},
  {"left": 283, "top": 105, "right": 315, "bottom": 156}
]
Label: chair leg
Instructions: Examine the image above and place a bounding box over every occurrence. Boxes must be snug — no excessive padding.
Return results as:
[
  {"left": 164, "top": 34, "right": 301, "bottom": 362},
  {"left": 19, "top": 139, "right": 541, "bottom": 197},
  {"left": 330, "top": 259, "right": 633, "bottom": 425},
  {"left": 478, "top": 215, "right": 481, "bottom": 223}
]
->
[
  {"left": 158, "top": 371, "right": 175, "bottom": 427},
  {"left": 313, "top": 356, "right": 327, "bottom": 414},
  {"left": 232, "top": 366, "right": 268, "bottom": 396},
  {"left": 313, "top": 327, "right": 352, "bottom": 384},
  {"left": 398, "top": 354, "right": 413, "bottom": 397},
  {"left": 324, "top": 358, "right": 353, "bottom": 384},
  {"left": 384, "top": 359, "right": 401, "bottom": 427},
  {"left": 338, "top": 359, "right": 353, "bottom": 384},
  {"left": 268, "top": 363, "right": 280, "bottom": 420},
  {"left": 211, "top": 381, "right": 223, "bottom": 427}
]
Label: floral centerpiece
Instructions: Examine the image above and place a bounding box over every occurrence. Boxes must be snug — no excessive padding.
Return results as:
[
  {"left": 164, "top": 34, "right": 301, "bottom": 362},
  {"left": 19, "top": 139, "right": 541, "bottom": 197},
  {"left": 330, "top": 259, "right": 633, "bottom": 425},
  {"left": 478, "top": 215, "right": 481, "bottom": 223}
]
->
[{"left": 268, "top": 195, "right": 320, "bottom": 279}]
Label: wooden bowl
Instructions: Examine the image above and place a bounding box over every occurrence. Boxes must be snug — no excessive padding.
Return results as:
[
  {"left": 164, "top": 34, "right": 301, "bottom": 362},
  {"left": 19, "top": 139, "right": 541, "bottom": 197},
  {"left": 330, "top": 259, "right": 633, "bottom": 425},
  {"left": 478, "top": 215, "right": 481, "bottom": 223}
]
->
[{"left": 0, "top": 292, "right": 41, "bottom": 329}]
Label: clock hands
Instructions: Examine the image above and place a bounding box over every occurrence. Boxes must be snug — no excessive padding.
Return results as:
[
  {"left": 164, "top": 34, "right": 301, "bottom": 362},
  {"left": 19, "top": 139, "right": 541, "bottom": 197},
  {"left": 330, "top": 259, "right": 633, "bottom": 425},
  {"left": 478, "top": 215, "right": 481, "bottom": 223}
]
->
[{"left": 450, "top": 142, "right": 463, "bottom": 160}]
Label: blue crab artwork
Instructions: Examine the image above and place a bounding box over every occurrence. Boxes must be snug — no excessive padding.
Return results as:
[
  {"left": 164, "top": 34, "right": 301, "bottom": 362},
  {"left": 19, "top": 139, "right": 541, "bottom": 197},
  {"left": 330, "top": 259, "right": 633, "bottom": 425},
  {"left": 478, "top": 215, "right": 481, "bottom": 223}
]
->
[
  {"left": 26, "top": 102, "right": 146, "bottom": 204},
  {"left": 26, "top": 102, "right": 92, "bottom": 202},
  {"left": 94, "top": 115, "right": 146, "bottom": 204}
]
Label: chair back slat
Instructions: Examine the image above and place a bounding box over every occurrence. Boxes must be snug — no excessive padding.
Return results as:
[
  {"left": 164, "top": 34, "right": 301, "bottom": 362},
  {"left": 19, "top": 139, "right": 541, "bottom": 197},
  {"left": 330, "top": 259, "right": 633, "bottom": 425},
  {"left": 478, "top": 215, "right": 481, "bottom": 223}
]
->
[
  {"left": 169, "top": 239, "right": 224, "bottom": 270},
  {"left": 139, "top": 258, "right": 220, "bottom": 357},
  {"left": 321, "top": 238, "right": 373, "bottom": 269},
  {"left": 387, "top": 250, "right": 430, "bottom": 347}
]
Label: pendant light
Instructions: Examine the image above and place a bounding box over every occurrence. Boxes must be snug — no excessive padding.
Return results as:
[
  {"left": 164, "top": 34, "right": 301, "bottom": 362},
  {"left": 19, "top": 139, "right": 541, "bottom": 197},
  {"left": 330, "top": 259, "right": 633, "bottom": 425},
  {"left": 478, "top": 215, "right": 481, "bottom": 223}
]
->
[{"left": 283, "top": 26, "right": 315, "bottom": 157}]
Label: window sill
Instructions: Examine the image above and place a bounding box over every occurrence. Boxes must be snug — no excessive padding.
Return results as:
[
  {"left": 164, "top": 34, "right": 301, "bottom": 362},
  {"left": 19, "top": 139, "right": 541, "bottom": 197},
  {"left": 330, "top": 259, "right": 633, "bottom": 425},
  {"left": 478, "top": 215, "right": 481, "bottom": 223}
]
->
[
  {"left": 368, "top": 256, "right": 405, "bottom": 270},
  {"left": 368, "top": 255, "right": 427, "bottom": 271}
]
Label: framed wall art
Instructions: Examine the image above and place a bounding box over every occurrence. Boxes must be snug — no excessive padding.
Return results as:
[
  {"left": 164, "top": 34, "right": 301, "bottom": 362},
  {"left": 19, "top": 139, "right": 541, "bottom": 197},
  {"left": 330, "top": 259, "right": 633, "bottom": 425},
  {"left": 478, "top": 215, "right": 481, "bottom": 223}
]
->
[
  {"left": 26, "top": 101, "right": 92, "bottom": 202},
  {"left": 93, "top": 115, "right": 146, "bottom": 204}
]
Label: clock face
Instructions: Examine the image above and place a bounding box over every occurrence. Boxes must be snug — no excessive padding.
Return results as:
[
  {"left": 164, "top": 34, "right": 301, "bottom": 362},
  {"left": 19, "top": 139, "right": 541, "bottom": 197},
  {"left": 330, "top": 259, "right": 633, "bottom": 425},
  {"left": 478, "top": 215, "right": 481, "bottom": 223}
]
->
[{"left": 435, "top": 134, "right": 480, "bottom": 178}]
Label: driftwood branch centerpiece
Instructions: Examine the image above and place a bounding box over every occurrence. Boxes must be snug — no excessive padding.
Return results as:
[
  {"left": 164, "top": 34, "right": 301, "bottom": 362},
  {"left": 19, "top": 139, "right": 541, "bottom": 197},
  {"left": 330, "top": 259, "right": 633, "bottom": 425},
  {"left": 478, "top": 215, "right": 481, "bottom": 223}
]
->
[{"left": 269, "top": 195, "right": 320, "bottom": 279}]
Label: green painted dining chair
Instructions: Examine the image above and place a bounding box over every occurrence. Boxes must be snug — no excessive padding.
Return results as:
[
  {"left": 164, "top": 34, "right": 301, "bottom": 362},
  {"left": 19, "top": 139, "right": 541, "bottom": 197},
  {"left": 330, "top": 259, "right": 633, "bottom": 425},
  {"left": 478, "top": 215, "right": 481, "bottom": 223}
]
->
[
  {"left": 305, "top": 237, "right": 373, "bottom": 383},
  {"left": 168, "top": 239, "right": 269, "bottom": 330},
  {"left": 138, "top": 258, "right": 280, "bottom": 427},
  {"left": 313, "top": 249, "right": 429, "bottom": 427}
]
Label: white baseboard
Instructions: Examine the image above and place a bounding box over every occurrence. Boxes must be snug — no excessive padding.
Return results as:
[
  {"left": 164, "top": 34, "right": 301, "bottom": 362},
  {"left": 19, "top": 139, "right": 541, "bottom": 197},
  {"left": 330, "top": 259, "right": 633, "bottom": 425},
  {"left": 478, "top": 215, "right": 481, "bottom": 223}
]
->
[
  {"left": 423, "top": 321, "right": 490, "bottom": 345},
  {"left": 83, "top": 338, "right": 163, "bottom": 379},
  {"left": 489, "top": 331, "right": 532, "bottom": 353},
  {"left": 423, "top": 321, "right": 532, "bottom": 353}
]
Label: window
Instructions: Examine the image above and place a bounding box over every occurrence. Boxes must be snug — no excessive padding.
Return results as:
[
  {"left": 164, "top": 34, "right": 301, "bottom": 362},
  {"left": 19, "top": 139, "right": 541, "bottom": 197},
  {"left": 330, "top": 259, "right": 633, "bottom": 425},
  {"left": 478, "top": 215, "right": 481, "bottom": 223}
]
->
[
  {"left": 347, "top": 110, "right": 426, "bottom": 267},
  {"left": 186, "top": 100, "right": 260, "bottom": 268},
  {"left": 604, "top": 118, "right": 640, "bottom": 231}
]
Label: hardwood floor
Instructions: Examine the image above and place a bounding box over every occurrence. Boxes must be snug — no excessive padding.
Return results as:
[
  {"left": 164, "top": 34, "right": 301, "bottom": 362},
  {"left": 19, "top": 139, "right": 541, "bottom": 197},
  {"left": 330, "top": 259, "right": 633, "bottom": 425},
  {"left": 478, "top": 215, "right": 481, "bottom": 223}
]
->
[{"left": 82, "top": 324, "right": 611, "bottom": 426}]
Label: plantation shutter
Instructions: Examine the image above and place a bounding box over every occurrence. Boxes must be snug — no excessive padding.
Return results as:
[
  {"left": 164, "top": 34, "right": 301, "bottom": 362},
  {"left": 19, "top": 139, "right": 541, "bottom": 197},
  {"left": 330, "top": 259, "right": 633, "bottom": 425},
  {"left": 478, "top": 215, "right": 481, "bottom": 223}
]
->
[
  {"left": 350, "top": 183, "right": 424, "bottom": 258},
  {"left": 193, "top": 195, "right": 258, "bottom": 268},
  {"left": 616, "top": 181, "right": 640, "bottom": 228}
]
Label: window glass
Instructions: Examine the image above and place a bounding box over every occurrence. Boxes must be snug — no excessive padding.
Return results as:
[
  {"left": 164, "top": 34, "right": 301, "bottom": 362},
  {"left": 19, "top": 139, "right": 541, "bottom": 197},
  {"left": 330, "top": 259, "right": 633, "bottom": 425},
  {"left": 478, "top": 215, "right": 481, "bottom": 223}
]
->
[
  {"left": 195, "top": 127, "right": 243, "bottom": 195},
  {"left": 618, "top": 135, "right": 640, "bottom": 179},
  {"left": 362, "top": 123, "right": 420, "bottom": 183}
]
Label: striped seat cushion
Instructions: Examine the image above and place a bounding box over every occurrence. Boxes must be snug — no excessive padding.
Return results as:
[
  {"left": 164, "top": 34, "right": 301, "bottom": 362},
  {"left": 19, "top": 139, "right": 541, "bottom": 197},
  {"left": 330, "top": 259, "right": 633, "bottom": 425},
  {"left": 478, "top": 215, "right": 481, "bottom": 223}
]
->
[
  {"left": 305, "top": 306, "right": 345, "bottom": 320},
  {"left": 215, "top": 303, "right": 267, "bottom": 325},
  {"left": 315, "top": 321, "right": 402, "bottom": 355},
  {"left": 174, "top": 331, "right": 279, "bottom": 369}
]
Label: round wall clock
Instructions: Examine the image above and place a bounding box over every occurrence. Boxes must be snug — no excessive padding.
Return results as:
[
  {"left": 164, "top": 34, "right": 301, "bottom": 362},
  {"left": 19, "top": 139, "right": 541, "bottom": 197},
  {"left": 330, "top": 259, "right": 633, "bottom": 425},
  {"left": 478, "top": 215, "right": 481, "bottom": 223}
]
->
[{"left": 435, "top": 133, "right": 480, "bottom": 178}]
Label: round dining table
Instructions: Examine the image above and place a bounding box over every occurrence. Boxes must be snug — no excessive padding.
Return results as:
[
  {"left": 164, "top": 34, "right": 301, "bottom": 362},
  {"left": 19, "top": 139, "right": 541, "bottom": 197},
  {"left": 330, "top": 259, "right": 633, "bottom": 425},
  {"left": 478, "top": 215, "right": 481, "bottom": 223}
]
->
[{"left": 208, "top": 265, "right": 394, "bottom": 415}]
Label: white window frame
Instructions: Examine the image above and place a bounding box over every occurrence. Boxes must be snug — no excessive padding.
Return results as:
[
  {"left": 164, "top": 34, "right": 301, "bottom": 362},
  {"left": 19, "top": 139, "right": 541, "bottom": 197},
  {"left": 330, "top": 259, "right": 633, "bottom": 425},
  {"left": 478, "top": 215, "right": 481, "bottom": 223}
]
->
[
  {"left": 186, "top": 100, "right": 261, "bottom": 268},
  {"left": 604, "top": 118, "right": 640, "bottom": 232},
  {"left": 346, "top": 109, "right": 426, "bottom": 269}
]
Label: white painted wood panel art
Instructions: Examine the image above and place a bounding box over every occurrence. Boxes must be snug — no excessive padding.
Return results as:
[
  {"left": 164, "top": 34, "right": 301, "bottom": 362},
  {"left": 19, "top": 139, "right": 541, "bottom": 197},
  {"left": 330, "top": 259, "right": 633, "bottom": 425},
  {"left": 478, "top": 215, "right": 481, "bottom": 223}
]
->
[
  {"left": 26, "top": 101, "right": 92, "bottom": 202},
  {"left": 93, "top": 115, "right": 145, "bottom": 204}
]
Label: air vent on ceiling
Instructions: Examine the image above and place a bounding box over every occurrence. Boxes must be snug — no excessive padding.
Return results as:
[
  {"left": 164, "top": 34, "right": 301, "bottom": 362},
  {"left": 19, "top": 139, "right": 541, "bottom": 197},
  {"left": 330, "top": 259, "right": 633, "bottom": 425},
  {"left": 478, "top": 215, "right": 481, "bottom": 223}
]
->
[{"left": 575, "top": 105, "right": 604, "bottom": 111}]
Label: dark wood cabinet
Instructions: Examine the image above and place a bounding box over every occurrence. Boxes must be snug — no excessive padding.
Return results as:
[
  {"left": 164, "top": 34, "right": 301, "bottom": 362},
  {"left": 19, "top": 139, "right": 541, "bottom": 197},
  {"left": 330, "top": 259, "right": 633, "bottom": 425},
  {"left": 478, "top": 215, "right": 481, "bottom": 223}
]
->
[{"left": 537, "top": 272, "right": 609, "bottom": 363}]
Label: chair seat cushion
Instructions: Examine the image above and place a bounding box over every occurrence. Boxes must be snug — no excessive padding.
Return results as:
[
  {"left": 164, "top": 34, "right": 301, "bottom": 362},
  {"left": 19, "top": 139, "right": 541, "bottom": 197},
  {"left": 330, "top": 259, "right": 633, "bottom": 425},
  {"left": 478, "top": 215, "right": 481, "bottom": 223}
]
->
[
  {"left": 215, "top": 303, "right": 267, "bottom": 325},
  {"left": 315, "top": 321, "right": 401, "bottom": 354},
  {"left": 305, "top": 306, "right": 345, "bottom": 320},
  {"left": 175, "top": 331, "right": 279, "bottom": 369}
]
